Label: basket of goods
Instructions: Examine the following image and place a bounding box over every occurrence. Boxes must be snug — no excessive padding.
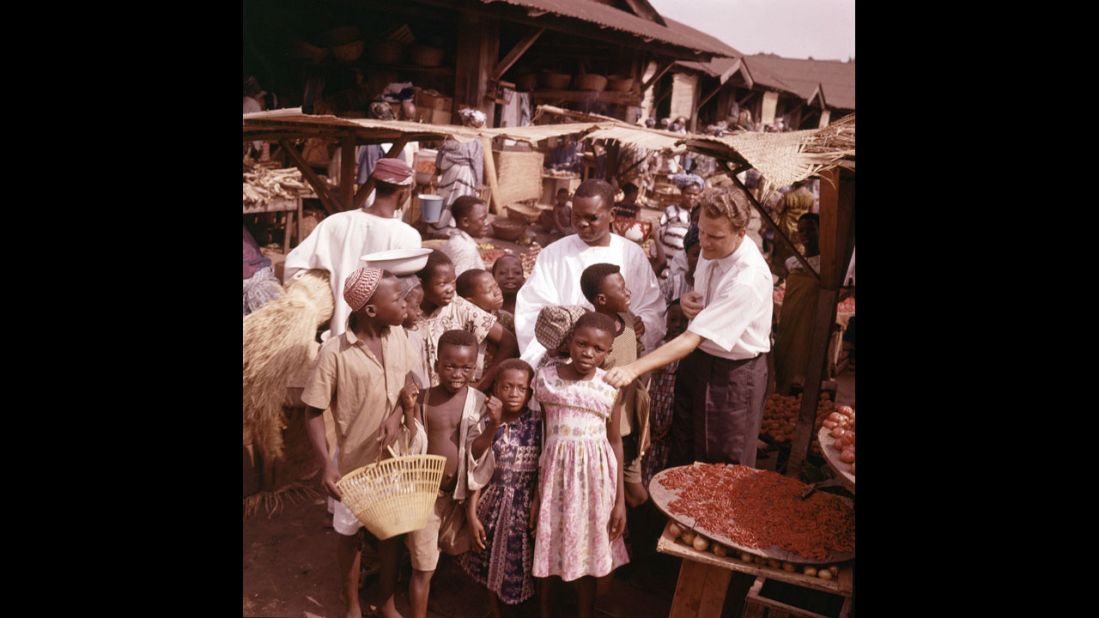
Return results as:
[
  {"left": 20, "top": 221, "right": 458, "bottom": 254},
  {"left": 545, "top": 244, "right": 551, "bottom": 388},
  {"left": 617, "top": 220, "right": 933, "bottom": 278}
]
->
[
  {"left": 321, "top": 26, "right": 362, "bottom": 47},
  {"left": 504, "top": 203, "right": 544, "bottom": 225},
  {"left": 491, "top": 218, "right": 527, "bottom": 242},
  {"left": 369, "top": 39, "right": 405, "bottom": 64},
  {"left": 331, "top": 40, "right": 365, "bottom": 63},
  {"left": 606, "top": 75, "right": 634, "bottom": 92},
  {"left": 409, "top": 44, "right": 445, "bottom": 67},
  {"left": 574, "top": 73, "right": 608, "bottom": 92},
  {"left": 288, "top": 40, "right": 328, "bottom": 63},
  {"left": 336, "top": 451, "right": 447, "bottom": 540},
  {"left": 516, "top": 73, "right": 539, "bottom": 92},
  {"left": 539, "top": 71, "right": 572, "bottom": 90}
]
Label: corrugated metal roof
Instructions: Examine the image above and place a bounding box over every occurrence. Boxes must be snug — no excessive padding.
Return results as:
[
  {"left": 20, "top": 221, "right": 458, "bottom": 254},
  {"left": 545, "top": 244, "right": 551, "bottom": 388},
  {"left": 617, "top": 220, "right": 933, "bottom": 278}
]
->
[
  {"left": 745, "top": 54, "right": 855, "bottom": 110},
  {"left": 478, "top": 0, "right": 736, "bottom": 57}
]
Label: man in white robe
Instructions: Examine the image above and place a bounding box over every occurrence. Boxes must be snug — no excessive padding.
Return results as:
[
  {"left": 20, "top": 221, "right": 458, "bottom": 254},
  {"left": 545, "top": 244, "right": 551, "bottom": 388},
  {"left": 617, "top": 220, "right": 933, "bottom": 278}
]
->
[
  {"left": 283, "top": 158, "right": 422, "bottom": 338},
  {"left": 515, "top": 179, "right": 666, "bottom": 364}
]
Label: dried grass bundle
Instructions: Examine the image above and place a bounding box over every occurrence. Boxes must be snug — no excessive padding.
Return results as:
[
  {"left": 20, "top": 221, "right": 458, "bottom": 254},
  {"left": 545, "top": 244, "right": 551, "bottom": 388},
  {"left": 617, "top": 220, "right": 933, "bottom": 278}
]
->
[{"left": 243, "top": 270, "right": 334, "bottom": 461}]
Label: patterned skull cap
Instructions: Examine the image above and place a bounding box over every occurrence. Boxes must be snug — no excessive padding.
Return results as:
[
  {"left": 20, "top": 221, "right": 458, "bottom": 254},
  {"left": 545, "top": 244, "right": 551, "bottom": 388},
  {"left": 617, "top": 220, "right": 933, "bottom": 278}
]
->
[
  {"left": 534, "top": 304, "right": 589, "bottom": 352},
  {"left": 343, "top": 267, "right": 384, "bottom": 312}
]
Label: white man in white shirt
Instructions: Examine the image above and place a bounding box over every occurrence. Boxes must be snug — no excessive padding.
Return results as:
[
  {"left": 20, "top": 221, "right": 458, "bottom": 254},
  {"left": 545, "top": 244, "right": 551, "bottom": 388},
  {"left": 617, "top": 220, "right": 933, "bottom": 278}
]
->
[
  {"left": 604, "top": 186, "right": 773, "bottom": 467},
  {"left": 514, "top": 179, "right": 666, "bottom": 364}
]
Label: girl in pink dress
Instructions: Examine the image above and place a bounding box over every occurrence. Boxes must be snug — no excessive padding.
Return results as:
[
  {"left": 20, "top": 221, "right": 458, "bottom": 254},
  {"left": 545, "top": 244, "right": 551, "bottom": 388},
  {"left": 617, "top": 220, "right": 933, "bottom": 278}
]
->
[{"left": 531, "top": 311, "right": 629, "bottom": 618}]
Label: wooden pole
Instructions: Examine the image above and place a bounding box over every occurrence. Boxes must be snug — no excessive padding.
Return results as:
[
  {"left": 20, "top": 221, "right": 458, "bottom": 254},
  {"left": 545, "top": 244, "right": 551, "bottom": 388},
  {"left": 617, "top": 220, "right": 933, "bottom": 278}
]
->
[
  {"left": 481, "top": 137, "right": 502, "bottom": 215},
  {"left": 785, "top": 168, "right": 855, "bottom": 477},
  {"left": 641, "top": 60, "right": 675, "bottom": 94},
  {"left": 340, "top": 135, "right": 356, "bottom": 211},
  {"left": 722, "top": 161, "right": 820, "bottom": 282},
  {"left": 491, "top": 28, "right": 544, "bottom": 82},
  {"left": 279, "top": 139, "right": 338, "bottom": 215}
]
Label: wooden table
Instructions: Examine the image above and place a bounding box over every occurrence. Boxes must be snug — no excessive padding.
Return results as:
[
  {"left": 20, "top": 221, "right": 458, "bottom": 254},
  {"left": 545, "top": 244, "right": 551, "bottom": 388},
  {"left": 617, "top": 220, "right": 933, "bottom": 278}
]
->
[
  {"left": 243, "top": 196, "right": 304, "bottom": 254},
  {"left": 657, "top": 527, "right": 852, "bottom": 618}
]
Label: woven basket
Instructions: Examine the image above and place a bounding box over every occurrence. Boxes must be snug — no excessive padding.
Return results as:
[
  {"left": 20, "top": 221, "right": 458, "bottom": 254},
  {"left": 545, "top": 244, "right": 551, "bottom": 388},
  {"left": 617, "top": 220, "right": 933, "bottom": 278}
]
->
[
  {"left": 369, "top": 40, "right": 404, "bottom": 64},
  {"left": 575, "top": 73, "right": 607, "bottom": 92},
  {"left": 516, "top": 74, "right": 538, "bottom": 92},
  {"left": 539, "top": 72, "right": 572, "bottom": 90},
  {"left": 331, "top": 40, "right": 365, "bottom": 63},
  {"left": 409, "top": 45, "right": 444, "bottom": 67},
  {"left": 607, "top": 75, "right": 634, "bottom": 92},
  {"left": 336, "top": 454, "right": 447, "bottom": 540},
  {"left": 289, "top": 40, "right": 328, "bottom": 63},
  {"left": 491, "top": 218, "right": 526, "bottom": 241},
  {"left": 492, "top": 150, "right": 544, "bottom": 206}
]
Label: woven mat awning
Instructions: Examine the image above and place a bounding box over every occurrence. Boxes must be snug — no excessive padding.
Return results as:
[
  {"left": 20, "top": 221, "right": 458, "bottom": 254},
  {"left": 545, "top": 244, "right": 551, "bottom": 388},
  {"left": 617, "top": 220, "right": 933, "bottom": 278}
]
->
[{"left": 244, "top": 108, "right": 854, "bottom": 187}]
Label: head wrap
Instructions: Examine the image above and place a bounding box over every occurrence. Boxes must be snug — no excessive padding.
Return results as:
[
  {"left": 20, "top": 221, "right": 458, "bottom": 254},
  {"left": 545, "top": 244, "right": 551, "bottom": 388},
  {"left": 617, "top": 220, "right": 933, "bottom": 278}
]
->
[
  {"left": 535, "top": 305, "right": 589, "bottom": 352},
  {"left": 343, "top": 267, "right": 384, "bottom": 311},
  {"left": 369, "top": 101, "right": 397, "bottom": 120},
  {"left": 371, "top": 158, "right": 414, "bottom": 186},
  {"left": 672, "top": 173, "right": 705, "bottom": 191},
  {"left": 458, "top": 108, "right": 487, "bottom": 127}
]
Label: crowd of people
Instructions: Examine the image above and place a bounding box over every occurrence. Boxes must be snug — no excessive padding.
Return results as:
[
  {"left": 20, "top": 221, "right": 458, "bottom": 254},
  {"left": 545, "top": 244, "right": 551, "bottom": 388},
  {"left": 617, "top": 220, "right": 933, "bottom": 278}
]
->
[{"left": 244, "top": 101, "right": 853, "bottom": 616}]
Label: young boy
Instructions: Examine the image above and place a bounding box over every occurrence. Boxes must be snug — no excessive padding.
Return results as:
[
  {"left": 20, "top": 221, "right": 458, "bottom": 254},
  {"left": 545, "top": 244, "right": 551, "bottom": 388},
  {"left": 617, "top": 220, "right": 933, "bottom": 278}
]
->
[
  {"left": 302, "top": 267, "right": 421, "bottom": 618},
  {"left": 406, "top": 329, "right": 503, "bottom": 618},
  {"left": 580, "top": 262, "right": 650, "bottom": 508},
  {"left": 400, "top": 276, "right": 429, "bottom": 390},
  {"left": 441, "top": 195, "right": 488, "bottom": 277},
  {"left": 417, "top": 250, "right": 518, "bottom": 387},
  {"left": 491, "top": 254, "right": 525, "bottom": 316},
  {"left": 551, "top": 188, "right": 574, "bottom": 237},
  {"left": 456, "top": 268, "right": 511, "bottom": 388}
]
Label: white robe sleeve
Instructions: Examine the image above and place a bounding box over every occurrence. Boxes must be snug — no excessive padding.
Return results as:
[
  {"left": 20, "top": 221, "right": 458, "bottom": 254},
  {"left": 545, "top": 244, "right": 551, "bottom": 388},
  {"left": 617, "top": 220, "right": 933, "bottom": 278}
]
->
[
  {"left": 625, "top": 241, "right": 668, "bottom": 352},
  {"left": 513, "top": 244, "right": 561, "bottom": 356}
]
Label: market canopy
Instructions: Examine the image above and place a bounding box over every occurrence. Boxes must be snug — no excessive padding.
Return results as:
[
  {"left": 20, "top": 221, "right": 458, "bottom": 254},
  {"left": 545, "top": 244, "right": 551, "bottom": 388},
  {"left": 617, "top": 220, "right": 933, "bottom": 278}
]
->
[{"left": 244, "top": 107, "right": 854, "bottom": 193}]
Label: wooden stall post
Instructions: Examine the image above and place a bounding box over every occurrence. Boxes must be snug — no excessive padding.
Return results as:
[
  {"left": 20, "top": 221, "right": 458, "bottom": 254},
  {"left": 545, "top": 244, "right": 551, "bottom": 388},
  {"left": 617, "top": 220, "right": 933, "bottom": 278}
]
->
[
  {"left": 786, "top": 169, "right": 855, "bottom": 476},
  {"left": 481, "top": 136, "right": 502, "bottom": 214},
  {"left": 455, "top": 12, "right": 500, "bottom": 123}
]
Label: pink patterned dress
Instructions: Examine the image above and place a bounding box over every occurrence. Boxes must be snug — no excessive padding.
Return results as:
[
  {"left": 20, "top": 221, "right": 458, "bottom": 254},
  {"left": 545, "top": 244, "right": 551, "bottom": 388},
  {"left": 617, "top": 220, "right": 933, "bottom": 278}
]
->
[{"left": 531, "top": 363, "right": 630, "bottom": 581}]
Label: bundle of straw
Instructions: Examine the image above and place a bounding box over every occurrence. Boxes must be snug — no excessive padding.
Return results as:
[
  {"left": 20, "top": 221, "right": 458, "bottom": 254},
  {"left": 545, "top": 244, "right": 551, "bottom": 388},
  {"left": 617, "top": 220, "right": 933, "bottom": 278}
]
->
[{"left": 243, "top": 269, "right": 334, "bottom": 461}]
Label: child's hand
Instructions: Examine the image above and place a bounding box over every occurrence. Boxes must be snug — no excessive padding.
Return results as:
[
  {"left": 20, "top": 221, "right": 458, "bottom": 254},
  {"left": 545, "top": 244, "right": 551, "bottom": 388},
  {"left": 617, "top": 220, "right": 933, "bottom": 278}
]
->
[
  {"left": 399, "top": 380, "right": 420, "bottom": 412},
  {"left": 484, "top": 395, "right": 504, "bottom": 427},
  {"left": 608, "top": 502, "right": 627, "bottom": 541},
  {"left": 322, "top": 461, "right": 343, "bottom": 501},
  {"left": 632, "top": 315, "right": 646, "bottom": 339},
  {"left": 469, "top": 516, "right": 488, "bottom": 551},
  {"left": 379, "top": 408, "right": 403, "bottom": 450}
]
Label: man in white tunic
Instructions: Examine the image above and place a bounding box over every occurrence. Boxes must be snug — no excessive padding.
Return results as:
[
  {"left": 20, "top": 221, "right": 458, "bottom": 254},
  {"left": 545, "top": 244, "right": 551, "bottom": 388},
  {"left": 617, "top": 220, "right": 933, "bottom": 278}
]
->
[
  {"left": 514, "top": 179, "right": 666, "bottom": 364},
  {"left": 283, "top": 158, "right": 422, "bottom": 338}
]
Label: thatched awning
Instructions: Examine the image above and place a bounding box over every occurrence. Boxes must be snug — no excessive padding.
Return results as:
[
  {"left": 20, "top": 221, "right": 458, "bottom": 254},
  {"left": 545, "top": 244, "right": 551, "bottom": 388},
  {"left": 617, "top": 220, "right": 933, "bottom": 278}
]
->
[{"left": 243, "top": 108, "right": 855, "bottom": 188}]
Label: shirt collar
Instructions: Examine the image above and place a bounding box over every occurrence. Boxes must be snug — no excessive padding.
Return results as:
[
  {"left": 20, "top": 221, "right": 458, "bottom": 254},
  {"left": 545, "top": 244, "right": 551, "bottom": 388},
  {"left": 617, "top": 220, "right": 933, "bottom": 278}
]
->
[{"left": 708, "top": 235, "right": 750, "bottom": 274}]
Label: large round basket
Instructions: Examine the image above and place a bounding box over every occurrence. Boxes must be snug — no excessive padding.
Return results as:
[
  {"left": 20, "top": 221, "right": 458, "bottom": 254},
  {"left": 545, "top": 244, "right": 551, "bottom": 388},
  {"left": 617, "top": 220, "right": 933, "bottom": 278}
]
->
[{"left": 335, "top": 454, "right": 447, "bottom": 540}]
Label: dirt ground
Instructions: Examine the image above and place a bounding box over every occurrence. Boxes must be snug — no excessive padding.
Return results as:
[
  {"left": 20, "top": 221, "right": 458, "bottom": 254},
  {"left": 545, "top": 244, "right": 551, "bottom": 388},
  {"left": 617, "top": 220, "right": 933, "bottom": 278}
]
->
[{"left": 243, "top": 480, "right": 681, "bottom": 618}]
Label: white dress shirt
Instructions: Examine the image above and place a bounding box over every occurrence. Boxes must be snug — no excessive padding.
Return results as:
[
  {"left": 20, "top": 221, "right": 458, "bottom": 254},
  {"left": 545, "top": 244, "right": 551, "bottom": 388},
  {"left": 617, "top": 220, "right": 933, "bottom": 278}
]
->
[{"left": 688, "top": 236, "right": 773, "bottom": 360}]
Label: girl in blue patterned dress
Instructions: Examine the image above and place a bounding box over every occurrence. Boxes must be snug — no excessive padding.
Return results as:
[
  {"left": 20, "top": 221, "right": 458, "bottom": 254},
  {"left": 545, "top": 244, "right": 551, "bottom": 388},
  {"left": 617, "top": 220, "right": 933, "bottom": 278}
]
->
[{"left": 461, "top": 359, "right": 541, "bottom": 615}]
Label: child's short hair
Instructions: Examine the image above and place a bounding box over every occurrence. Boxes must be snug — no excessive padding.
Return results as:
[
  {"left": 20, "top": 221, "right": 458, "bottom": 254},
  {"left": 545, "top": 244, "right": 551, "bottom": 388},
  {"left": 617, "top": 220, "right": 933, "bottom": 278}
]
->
[
  {"left": 456, "top": 269, "right": 490, "bottom": 298},
  {"left": 492, "top": 358, "right": 534, "bottom": 384},
  {"left": 556, "top": 188, "right": 569, "bottom": 196},
  {"left": 437, "top": 329, "right": 478, "bottom": 355},
  {"left": 572, "top": 311, "right": 617, "bottom": 340},
  {"left": 451, "top": 195, "right": 485, "bottom": 222},
  {"left": 580, "top": 263, "right": 621, "bottom": 304},
  {"left": 416, "top": 250, "right": 453, "bottom": 284},
  {"left": 622, "top": 182, "right": 639, "bottom": 195},
  {"left": 491, "top": 254, "right": 522, "bottom": 275}
]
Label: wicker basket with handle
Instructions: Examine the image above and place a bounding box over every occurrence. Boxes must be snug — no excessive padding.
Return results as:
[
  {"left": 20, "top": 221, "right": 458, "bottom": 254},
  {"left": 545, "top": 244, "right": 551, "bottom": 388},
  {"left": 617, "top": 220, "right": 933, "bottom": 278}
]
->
[{"left": 336, "top": 452, "right": 446, "bottom": 540}]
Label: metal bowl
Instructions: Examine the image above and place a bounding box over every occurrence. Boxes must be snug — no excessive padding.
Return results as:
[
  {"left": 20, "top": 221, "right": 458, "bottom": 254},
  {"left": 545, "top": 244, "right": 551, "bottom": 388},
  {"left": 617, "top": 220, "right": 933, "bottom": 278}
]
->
[{"left": 359, "top": 247, "right": 433, "bottom": 275}]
